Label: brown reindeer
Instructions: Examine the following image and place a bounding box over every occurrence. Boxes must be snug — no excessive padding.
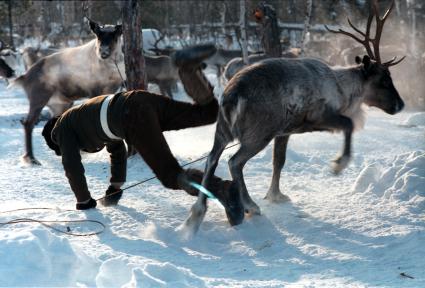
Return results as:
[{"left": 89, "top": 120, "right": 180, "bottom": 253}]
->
[
  {"left": 145, "top": 54, "right": 179, "bottom": 98},
  {"left": 13, "top": 19, "right": 124, "bottom": 165},
  {"left": 21, "top": 46, "right": 59, "bottom": 71},
  {"left": 181, "top": 0, "right": 405, "bottom": 235},
  {"left": 203, "top": 48, "right": 248, "bottom": 81}
]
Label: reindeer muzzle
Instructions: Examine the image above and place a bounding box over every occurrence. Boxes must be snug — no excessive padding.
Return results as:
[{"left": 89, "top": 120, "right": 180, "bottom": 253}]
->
[
  {"left": 100, "top": 52, "right": 110, "bottom": 59},
  {"left": 392, "top": 99, "right": 405, "bottom": 114}
]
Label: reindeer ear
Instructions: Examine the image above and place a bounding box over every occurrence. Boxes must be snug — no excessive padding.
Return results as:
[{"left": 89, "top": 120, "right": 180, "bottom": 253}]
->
[
  {"left": 362, "top": 55, "right": 371, "bottom": 69},
  {"left": 355, "top": 56, "right": 362, "bottom": 64},
  {"left": 88, "top": 19, "right": 100, "bottom": 34},
  {"left": 115, "top": 25, "right": 123, "bottom": 36}
]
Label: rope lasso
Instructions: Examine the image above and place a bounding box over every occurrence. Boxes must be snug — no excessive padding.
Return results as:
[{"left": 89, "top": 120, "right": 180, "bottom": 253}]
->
[
  {"left": 95, "top": 142, "right": 240, "bottom": 202},
  {"left": 0, "top": 143, "right": 240, "bottom": 236},
  {"left": 0, "top": 207, "right": 105, "bottom": 236},
  {"left": 114, "top": 58, "right": 127, "bottom": 91},
  {"left": 0, "top": 217, "right": 105, "bottom": 236}
]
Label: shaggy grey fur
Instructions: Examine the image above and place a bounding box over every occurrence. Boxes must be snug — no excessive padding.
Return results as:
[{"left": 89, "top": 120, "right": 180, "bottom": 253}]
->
[{"left": 182, "top": 55, "right": 404, "bottom": 235}]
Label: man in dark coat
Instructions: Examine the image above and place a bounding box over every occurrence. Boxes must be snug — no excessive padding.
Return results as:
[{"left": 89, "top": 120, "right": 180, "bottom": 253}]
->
[{"left": 42, "top": 45, "right": 244, "bottom": 225}]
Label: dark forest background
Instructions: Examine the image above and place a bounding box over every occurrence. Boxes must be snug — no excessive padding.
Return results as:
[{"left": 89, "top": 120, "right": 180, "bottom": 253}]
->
[
  {"left": 0, "top": 1, "right": 423, "bottom": 52},
  {"left": 0, "top": 0, "right": 424, "bottom": 109}
]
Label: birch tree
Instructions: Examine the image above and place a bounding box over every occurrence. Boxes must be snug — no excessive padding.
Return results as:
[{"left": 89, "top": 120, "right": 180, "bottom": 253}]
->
[
  {"left": 239, "top": 0, "right": 249, "bottom": 64},
  {"left": 300, "top": 0, "right": 313, "bottom": 56}
]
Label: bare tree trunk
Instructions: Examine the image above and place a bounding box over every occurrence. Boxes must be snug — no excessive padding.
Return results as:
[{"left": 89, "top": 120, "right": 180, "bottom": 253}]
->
[
  {"left": 122, "top": 0, "right": 146, "bottom": 90},
  {"left": 220, "top": 2, "right": 227, "bottom": 48},
  {"left": 300, "top": 0, "right": 313, "bottom": 56},
  {"left": 408, "top": 0, "right": 417, "bottom": 57},
  {"left": 239, "top": 0, "right": 249, "bottom": 64},
  {"left": 8, "top": 0, "right": 14, "bottom": 49},
  {"left": 254, "top": 2, "right": 281, "bottom": 57}
]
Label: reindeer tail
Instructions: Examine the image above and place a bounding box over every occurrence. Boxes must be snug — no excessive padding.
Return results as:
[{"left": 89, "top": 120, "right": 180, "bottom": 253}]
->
[
  {"left": 220, "top": 92, "right": 245, "bottom": 140},
  {"left": 172, "top": 44, "right": 216, "bottom": 67}
]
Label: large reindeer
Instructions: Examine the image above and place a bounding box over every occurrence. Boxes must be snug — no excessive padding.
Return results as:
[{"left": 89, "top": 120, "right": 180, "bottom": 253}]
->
[
  {"left": 182, "top": 0, "right": 405, "bottom": 234},
  {"left": 13, "top": 19, "right": 124, "bottom": 165}
]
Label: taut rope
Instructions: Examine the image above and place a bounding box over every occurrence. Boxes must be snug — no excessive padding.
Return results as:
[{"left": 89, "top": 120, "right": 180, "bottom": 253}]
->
[{"left": 1, "top": 143, "right": 240, "bottom": 236}]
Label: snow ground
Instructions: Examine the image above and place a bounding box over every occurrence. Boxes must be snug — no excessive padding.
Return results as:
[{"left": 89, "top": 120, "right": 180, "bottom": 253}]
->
[{"left": 0, "top": 71, "right": 424, "bottom": 287}]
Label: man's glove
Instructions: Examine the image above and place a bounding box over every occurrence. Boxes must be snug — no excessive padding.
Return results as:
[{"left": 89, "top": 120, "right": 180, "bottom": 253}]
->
[
  {"left": 76, "top": 198, "right": 97, "bottom": 210},
  {"left": 99, "top": 185, "right": 123, "bottom": 206}
]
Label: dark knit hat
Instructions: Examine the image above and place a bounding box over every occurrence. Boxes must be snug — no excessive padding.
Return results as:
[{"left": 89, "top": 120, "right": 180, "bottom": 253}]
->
[{"left": 42, "top": 116, "right": 61, "bottom": 156}]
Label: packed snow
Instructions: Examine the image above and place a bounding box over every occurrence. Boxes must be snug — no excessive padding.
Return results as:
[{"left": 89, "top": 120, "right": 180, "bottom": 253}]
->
[{"left": 0, "top": 70, "right": 424, "bottom": 287}]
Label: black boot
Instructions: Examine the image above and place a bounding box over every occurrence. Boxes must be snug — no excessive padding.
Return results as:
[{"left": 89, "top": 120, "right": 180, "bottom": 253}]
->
[
  {"left": 99, "top": 185, "right": 123, "bottom": 206},
  {"left": 172, "top": 44, "right": 216, "bottom": 105},
  {"left": 184, "top": 169, "right": 244, "bottom": 226},
  {"left": 172, "top": 44, "right": 216, "bottom": 68},
  {"left": 76, "top": 198, "right": 97, "bottom": 210}
]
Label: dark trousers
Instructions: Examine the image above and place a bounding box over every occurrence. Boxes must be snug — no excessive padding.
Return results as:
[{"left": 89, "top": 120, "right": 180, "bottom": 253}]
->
[{"left": 123, "top": 92, "right": 218, "bottom": 190}]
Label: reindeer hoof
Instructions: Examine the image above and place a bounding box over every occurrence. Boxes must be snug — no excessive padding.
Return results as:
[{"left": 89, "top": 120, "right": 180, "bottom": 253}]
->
[
  {"left": 177, "top": 203, "right": 207, "bottom": 239},
  {"left": 264, "top": 191, "right": 291, "bottom": 203},
  {"left": 178, "top": 215, "right": 202, "bottom": 240},
  {"left": 22, "top": 155, "right": 41, "bottom": 166},
  {"left": 331, "top": 155, "right": 350, "bottom": 175},
  {"left": 244, "top": 202, "right": 261, "bottom": 216}
]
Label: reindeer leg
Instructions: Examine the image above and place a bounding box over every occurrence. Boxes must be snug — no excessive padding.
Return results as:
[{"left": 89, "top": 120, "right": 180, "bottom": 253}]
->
[
  {"left": 158, "top": 81, "right": 167, "bottom": 97},
  {"left": 165, "top": 80, "right": 174, "bottom": 99},
  {"left": 181, "top": 131, "right": 229, "bottom": 236},
  {"left": 265, "top": 135, "right": 291, "bottom": 203},
  {"left": 229, "top": 138, "right": 271, "bottom": 216},
  {"left": 22, "top": 106, "right": 44, "bottom": 165},
  {"left": 315, "top": 114, "right": 353, "bottom": 174},
  {"left": 332, "top": 121, "right": 353, "bottom": 174},
  {"left": 215, "top": 64, "right": 222, "bottom": 86},
  {"left": 47, "top": 101, "right": 73, "bottom": 117},
  {"left": 158, "top": 81, "right": 170, "bottom": 99}
]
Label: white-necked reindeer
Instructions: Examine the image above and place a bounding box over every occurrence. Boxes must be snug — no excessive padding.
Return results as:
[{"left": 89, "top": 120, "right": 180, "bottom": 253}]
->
[
  {"left": 182, "top": 0, "right": 405, "bottom": 235},
  {"left": 13, "top": 19, "right": 124, "bottom": 165}
]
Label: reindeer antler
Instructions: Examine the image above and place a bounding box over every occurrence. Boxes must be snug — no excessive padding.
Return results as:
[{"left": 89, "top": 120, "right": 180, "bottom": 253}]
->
[
  {"left": 325, "top": 0, "right": 405, "bottom": 67},
  {"left": 152, "top": 30, "right": 165, "bottom": 51}
]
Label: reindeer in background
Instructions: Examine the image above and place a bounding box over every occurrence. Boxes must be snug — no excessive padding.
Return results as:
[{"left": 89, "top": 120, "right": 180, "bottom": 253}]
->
[
  {"left": 12, "top": 19, "right": 124, "bottom": 165},
  {"left": 0, "top": 40, "right": 16, "bottom": 80},
  {"left": 21, "top": 46, "right": 59, "bottom": 71},
  {"left": 182, "top": 0, "right": 406, "bottom": 235}
]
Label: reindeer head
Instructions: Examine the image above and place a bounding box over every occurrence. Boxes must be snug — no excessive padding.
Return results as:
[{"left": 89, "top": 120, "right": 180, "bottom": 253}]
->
[
  {"left": 0, "top": 39, "right": 15, "bottom": 78},
  {"left": 326, "top": 0, "right": 405, "bottom": 115},
  {"left": 356, "top": 55, "right": 404, "bottom": 114},
  {"left": 88, "top": 18, "right": 122, "bottom": 60}
]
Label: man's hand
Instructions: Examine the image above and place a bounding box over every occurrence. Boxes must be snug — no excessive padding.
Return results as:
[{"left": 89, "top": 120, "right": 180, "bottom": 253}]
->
[{"left": 99, "top": 185, "right": 123, "bottom": 206}]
